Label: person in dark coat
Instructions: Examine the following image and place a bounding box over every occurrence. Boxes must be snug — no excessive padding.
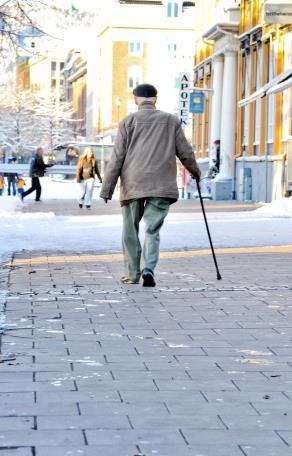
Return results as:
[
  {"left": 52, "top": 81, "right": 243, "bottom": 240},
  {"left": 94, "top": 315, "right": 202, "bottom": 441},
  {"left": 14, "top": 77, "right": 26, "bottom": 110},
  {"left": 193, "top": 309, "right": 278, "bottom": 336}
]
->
[{"left": 21, "top": 147, "right": 54, "bottom": 202}]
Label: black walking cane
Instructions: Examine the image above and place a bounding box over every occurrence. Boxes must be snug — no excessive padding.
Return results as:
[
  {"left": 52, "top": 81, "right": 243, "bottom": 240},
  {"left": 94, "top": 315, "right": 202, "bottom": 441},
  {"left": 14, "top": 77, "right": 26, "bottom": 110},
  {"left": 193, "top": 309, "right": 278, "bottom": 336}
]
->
[{"left": 196, "top": 179, "right": 222, "bottom": 280}]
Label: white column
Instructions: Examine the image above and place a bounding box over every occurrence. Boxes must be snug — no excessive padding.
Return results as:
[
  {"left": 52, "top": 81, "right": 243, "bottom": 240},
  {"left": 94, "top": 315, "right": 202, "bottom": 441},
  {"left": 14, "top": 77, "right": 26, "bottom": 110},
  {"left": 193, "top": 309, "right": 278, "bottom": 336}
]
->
[
  {"left": 210, "top": 55, "right": 224, "bottom": 155},
  {"left": 217, "top": 50, "right": 237, "bottom": 179}
]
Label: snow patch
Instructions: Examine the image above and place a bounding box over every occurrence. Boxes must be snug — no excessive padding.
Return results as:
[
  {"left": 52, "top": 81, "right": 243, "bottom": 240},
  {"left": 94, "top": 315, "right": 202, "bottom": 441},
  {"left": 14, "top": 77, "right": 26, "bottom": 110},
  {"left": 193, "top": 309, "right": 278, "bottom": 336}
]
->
[
  {"left": 255, "top": 197, "right": 292, "bottom": 218},
  {"left": 0, "top": 197, "right": 22, "bottom": 215}
]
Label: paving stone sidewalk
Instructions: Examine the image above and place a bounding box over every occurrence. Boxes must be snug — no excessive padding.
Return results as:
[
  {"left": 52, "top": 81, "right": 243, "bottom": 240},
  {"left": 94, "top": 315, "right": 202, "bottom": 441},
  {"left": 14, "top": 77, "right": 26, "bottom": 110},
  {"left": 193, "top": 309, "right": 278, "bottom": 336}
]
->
[{"left": 0, "top": 249, "right": 292, "bottom": 456}]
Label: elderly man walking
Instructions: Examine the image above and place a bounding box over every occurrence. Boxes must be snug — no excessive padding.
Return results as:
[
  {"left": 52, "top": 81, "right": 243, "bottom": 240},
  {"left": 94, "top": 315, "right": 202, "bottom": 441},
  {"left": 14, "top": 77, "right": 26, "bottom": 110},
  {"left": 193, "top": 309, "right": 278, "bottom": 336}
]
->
[{"left": 100, "top": 84, "right": 201, "bottom": 287}]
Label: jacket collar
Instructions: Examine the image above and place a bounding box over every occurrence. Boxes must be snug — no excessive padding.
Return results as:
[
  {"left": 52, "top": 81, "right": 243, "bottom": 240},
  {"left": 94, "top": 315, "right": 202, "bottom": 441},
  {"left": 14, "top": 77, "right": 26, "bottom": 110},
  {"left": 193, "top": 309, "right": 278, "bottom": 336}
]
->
[{"left": 138, "top": 101, "right": 156, "bottom": 110}]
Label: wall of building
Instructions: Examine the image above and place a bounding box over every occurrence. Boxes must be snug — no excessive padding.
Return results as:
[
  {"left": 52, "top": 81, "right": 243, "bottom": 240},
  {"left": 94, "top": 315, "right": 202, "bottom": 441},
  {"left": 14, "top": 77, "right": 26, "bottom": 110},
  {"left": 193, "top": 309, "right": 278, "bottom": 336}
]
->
[
  {"left": 97, "top": 25, "right": 195, "bottom": 134},
  {"left": 193, "top": 0, "right": 291, "bottom": 202},
  {"left": 236, "top": 1, "right": 292, "bottom": 201}
]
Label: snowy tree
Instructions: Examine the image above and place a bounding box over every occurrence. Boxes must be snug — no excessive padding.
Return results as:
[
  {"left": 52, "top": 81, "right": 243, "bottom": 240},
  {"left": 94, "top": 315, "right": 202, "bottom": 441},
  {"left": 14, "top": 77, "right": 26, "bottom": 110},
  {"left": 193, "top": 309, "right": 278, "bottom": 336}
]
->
[
  {"left": 0, "top": 1, "right": 49, "bottom": 49},
  {"left": 0, "top": 83, "right": 43, "bottom": 160},
  {"left": 0, "top": 84, "right": 77, "bottom": 161},
  {"left": 34, "top": 92, "right": 77, "bottom": 154}
]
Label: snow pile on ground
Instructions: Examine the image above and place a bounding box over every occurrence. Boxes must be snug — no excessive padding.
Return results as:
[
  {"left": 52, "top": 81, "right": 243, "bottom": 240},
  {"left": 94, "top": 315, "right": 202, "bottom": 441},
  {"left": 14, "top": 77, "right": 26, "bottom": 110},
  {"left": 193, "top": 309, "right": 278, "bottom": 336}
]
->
[
  {"left": 14, "top": 177, "right": 113, "bottom": 200},
  {"left": 255, "top": 197, "right": 292, "bottom": 218},
  {"left": 0, "top": 197, "right": 22, "bottom": 215},
  {"left": 24, "top": 177, "right": 99, "bottom": 200}
]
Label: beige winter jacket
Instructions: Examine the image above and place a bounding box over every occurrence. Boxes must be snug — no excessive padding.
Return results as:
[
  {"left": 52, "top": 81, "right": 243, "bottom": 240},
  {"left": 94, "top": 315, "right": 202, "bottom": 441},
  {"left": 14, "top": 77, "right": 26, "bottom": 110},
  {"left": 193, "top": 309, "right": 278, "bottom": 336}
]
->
[{"left": 100, "top": 101, "right": 201, "bottom": 202}]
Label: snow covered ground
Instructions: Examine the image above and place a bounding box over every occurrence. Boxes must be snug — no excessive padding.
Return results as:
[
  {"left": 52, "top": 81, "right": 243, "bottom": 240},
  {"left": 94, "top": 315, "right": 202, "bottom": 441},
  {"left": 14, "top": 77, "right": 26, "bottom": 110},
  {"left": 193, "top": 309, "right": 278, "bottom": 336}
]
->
[
  {"left": 1, "top": 193, "right": 292, "bottom": 260},
  {"left": 11, "top": 176, "right": 104, "bottom": 201}
]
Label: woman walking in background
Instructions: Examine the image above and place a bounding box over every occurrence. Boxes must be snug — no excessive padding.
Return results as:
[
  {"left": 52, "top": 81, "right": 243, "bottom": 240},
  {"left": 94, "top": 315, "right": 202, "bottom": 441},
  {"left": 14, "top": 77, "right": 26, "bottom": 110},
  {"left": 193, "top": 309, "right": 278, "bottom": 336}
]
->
[{"left": 76, "top": 147, "right": 102, "bottom": 209}]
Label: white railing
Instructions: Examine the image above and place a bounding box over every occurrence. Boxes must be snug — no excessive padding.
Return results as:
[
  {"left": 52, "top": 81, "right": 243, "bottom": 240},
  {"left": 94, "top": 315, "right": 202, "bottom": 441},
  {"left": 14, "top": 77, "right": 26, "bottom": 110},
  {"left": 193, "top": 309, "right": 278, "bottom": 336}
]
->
[{"left": 0, "top": 164, "right": 77, "bottom": 175}]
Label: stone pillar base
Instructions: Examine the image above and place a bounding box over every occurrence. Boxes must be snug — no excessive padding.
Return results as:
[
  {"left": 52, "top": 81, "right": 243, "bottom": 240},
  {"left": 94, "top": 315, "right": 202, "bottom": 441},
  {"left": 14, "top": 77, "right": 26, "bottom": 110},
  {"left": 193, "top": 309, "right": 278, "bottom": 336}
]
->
[{"left": 211, "top": 178, "right": 233, "bottom": 200}]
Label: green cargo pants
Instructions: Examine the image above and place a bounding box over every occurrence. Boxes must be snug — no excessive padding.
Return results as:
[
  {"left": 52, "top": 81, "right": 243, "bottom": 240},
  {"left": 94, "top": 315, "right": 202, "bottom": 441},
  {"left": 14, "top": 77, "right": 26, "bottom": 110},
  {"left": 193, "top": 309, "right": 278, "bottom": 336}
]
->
[{"left": 121, "top": 197, "right": 170, "bottom": 282}]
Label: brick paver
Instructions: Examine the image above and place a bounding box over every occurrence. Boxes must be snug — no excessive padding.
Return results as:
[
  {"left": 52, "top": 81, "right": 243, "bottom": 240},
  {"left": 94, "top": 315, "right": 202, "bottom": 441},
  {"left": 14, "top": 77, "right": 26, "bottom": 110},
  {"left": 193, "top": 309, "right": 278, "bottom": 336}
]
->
[{"left": 0, "top": 248, "right": 292, "bottom": 455}]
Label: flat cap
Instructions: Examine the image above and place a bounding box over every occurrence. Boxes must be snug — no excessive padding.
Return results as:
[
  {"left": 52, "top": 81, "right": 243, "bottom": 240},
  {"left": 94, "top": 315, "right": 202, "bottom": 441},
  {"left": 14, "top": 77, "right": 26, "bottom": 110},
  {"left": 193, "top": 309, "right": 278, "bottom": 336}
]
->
[{"left": 133, "top": 83, "right": 157, "bottom": 98}]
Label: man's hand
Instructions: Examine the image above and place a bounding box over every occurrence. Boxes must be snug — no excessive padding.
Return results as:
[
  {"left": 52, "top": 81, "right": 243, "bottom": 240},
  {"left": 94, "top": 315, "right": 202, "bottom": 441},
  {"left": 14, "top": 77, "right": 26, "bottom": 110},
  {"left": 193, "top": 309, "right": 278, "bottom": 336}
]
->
[
  {"left": 191, "top": 169, "right": 201, "bottom": 181},
  {"left": 102, "top": 198, "right": 108, "bottom": 204}
]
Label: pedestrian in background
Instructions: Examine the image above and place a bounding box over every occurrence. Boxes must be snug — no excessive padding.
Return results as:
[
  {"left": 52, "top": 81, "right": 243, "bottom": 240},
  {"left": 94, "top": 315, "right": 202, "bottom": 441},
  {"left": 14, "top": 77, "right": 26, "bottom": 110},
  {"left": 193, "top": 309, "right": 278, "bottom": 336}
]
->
[
  {"left": 100, "top": 83, "right": 201, "bottom": 287},
  {"left": 17, "top": 175, "right": 25, "bottom": 197},
  {"left": 212, "top": 139, "right": 220, "bottom": 172},
  {"left": 21, "top": 147, "right": 54, "bottom": 202},
  {"left": 206, "top": 139, "right": 220, "bottom": 196},
  {"left": 76, "top": 147, "right": 102, "bottom": 209},
  {"left": 0, "top": 174, "right": 4, "bottom": 196},
  {"left": 6, "top": 157, "right": 17, "bottom": 196}
]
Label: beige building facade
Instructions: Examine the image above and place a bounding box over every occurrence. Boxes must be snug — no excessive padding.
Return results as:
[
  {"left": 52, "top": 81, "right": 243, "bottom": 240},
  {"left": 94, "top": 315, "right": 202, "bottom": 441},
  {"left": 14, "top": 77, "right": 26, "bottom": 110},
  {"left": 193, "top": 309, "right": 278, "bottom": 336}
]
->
[
  {"left": 193, "top": 0, "right": 292, "bottom": 201},
  {"left": 96, "top": 0, "right": 196, "bottom": 138}
]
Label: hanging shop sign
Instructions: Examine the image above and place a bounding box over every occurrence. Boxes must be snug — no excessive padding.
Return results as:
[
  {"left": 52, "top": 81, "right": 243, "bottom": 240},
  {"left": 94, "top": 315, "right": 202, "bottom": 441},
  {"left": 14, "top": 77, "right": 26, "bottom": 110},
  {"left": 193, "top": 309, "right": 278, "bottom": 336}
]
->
[
  {"left": 189, "top": 92, "right": 205, "bottom": 114},
  {"left": 178, "top": 72, "right": 190, "bottom": 127}
]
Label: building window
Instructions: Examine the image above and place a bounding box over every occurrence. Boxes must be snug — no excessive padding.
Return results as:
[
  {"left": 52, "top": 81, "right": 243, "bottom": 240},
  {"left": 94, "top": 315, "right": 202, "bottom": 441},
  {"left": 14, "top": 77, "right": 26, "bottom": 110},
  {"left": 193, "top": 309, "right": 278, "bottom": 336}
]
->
[
  {"left": 128, "top": 42, "right": 143, "bottom": 56},
  {"left": 167, "top": 2, "right": 179, "bottom": 17},
  {"left": 128, "top": 66, "right": 142, "bottom": 90},
  {"left": 168, "top": 43, "right": 177, "bottom": 52},
  {"left": 51, "top": 61, "right": 57, "bottom": 71},
  {"left": 128, "top": 76, "right": 139, "bottom": 90}
]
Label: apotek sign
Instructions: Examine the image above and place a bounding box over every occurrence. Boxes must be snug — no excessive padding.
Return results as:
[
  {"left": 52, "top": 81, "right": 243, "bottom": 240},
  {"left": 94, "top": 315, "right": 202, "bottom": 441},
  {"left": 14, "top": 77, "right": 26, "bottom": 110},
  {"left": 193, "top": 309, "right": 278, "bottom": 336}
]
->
[{"left": 178, "top": 72, "right": 190, "bottom": 127}]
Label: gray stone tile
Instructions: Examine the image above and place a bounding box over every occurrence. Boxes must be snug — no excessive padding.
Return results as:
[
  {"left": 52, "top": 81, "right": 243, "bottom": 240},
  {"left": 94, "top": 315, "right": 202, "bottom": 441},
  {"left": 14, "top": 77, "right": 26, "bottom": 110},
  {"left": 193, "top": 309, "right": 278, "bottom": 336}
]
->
[
  {"left": 220, "top": 414, "right": 292, "bottom": 430},
  {"left": 37, "top": 414, "right": 130, "bottom": 430},
  {"left": 36, "top": 390, "right": 120, "bottom": 403},
  {"left": 0, "top": 402, "right": 78, "bottom": 417},
  {"left": 0, "top": 450, "right": 32, "bottom": 456},
  {"left": 138, "top": 444, "right": 244, "bottom": 456},
  {"left": 0, "top": 380, "right": 76, "bottom": 392},
  {"left": 0, "top": 416, "right": 34, "bottom": 430},
  {"left": 35, "top": 446, "right": 137, "bottom": 456},
  {"left": 129, "top": 414, "right": 224, "bottom": 430},
  {"left": 0, "top": 430, "right": 84, "bottom": 446},
  {"left": 182, "top": 429, "right": 285, "bottom": 446},
  {"left": 240, "top": 445, "right": 292, "bottom": 456},
  {"left": 85, "top": 429, "right": 184, "bottom": 445},
  {"left": 78, "top": 401, "right": 168, "bottom": 416}
]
